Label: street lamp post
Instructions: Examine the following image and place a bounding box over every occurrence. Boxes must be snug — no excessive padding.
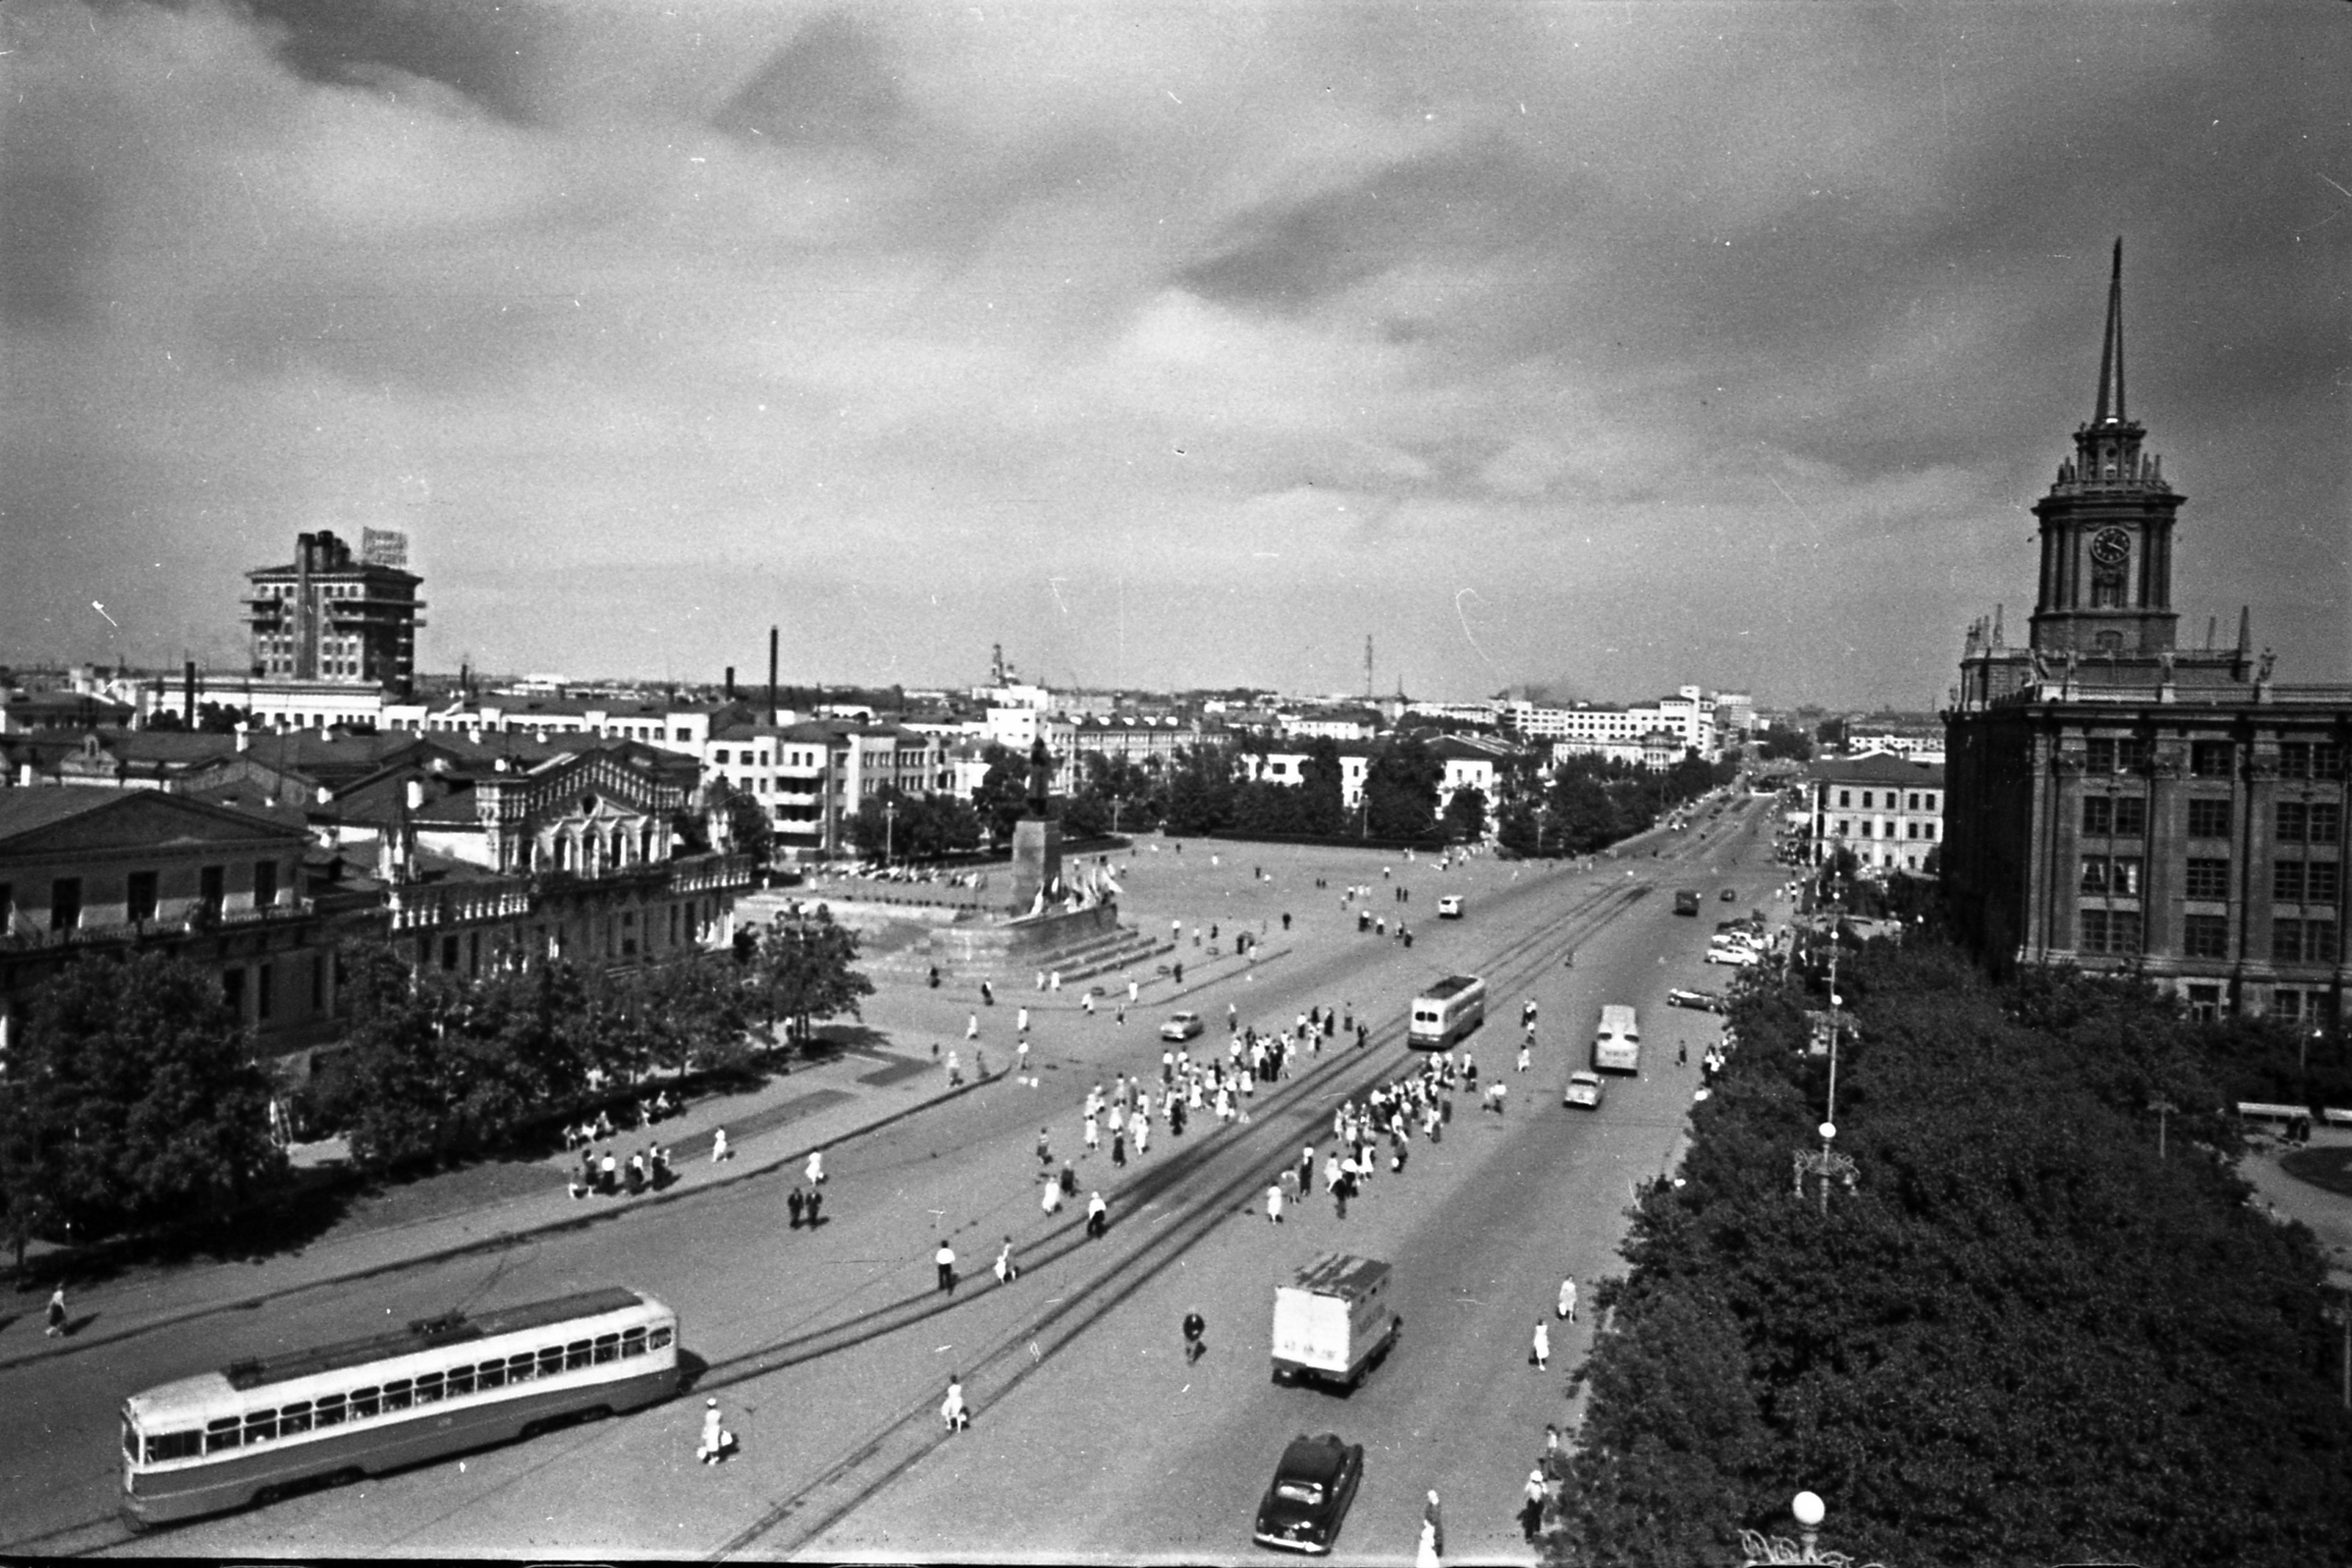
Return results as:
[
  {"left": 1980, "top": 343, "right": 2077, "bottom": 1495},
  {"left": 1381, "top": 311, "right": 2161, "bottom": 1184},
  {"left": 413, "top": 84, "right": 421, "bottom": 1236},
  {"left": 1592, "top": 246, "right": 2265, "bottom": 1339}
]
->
[
  {"left": 1791, "top": 942, "right": 1857, "bottom": 1213},
  {"left": 1737, "top": 1490, "right": 1886, "bottom": 1566},
  {"left": 883, "top": 797, "right": 896, "bottom": 865}
]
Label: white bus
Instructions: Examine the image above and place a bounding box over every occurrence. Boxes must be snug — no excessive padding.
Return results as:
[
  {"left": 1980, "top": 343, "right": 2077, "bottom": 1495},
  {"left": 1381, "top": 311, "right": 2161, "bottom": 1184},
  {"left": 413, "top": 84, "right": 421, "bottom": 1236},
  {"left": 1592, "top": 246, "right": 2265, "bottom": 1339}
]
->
[
  {"left": 1408, "top": 974, "right": 1486, "bottom": 1048},
  {"left": 120, "top": 1285, "right": 679, "bottom": 1527}
]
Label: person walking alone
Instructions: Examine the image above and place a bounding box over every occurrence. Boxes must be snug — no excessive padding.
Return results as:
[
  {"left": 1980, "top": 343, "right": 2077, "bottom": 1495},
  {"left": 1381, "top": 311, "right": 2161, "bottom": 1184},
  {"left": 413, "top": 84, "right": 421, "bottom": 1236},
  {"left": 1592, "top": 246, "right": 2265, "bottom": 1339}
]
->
[
  {"left": 941, "top": 1374, "right": 970, "bottom": 1432},
  {"left": 1266, "top": 1181, "right": 1284, "bottom": 1224},
  {"left": 1182, "top": 1311, "right": 1207, "bottom": 1364},
  {"left": 45, "top": 1285, "right": 67, "bottom": 1338},
  {"left": 806, "top": 1149, "right": 826, "bottom": 1186},
  {"left": 1086, "top": 1190, "right": 1109, "bottom": 1240},
  {"left": 710, "top": 1127, "right": 731, "bottom": 1163},
  {"left": 1418, "top": 1491, "right": 1445, "bottom": 1568},
  {"left": 698, "top": 1398, "right": 734, "bottom": 1465},
  {"left": 935, "top": 1241, "right": 957, "bottom": 1294},
  {"left": 1530, "top": 1318, "right": 1551, "bottom": 1371},
  {"left": 993, "top": 1236, "right": 1018, "bottom": 1284},
  {"left": 1557, "top": 1275, "right": 1578, "bottom": 1323}
]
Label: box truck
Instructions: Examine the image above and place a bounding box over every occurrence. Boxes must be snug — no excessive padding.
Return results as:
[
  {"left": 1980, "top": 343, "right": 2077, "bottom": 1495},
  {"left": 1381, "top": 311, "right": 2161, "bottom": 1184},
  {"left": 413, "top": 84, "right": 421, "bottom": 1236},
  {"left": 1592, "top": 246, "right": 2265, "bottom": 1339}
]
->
[{"left": 1271, "top": 1253, "right": 1402, "bottom": 1389}]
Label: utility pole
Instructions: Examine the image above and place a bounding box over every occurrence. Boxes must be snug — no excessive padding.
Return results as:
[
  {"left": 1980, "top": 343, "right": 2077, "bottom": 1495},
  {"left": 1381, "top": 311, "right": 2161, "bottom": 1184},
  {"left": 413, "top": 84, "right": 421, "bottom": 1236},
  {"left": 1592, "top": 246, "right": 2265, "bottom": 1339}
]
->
[{"left": 1364, "top": 635, "right": 1374, "bottom": 701}]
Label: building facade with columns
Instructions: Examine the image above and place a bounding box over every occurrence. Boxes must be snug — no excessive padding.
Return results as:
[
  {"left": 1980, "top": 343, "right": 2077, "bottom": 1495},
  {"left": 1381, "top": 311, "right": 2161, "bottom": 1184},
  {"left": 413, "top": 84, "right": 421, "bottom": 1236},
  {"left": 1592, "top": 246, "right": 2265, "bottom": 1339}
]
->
[{"left": 1943, "top": 245, "right": 2348, "bottom": 1029}]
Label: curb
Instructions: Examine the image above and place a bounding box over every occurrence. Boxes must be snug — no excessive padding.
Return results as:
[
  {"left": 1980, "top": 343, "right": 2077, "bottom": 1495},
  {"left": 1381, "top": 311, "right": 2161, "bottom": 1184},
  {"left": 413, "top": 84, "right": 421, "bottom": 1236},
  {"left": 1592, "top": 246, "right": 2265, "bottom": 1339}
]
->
[{"left": 0, "top": 1068, "right": 999, "bottom": 1375}]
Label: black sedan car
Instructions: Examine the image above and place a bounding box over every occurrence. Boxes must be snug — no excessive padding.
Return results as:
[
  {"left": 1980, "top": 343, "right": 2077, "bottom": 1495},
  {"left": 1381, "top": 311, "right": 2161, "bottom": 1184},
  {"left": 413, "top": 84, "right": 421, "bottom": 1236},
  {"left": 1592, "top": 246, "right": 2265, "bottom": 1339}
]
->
[{"left": 1252, "top": 1432, "right": 1364, "bottom": 1554}]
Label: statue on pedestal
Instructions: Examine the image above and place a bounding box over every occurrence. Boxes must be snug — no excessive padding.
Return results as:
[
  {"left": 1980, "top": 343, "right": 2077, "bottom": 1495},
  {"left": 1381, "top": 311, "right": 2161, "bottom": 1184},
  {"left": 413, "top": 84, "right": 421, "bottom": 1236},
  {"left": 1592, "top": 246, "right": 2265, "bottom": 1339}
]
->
[{"left": 1026, "top": 737, "right": 1053, "bottom": 818}]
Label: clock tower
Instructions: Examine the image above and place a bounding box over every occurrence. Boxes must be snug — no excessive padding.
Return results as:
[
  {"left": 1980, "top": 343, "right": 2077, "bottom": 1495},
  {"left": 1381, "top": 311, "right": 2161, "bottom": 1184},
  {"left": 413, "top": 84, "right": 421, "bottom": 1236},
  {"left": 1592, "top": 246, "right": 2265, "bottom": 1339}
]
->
[{"left": 2026, "top": 240, "right": 2186, "bottom": 661}]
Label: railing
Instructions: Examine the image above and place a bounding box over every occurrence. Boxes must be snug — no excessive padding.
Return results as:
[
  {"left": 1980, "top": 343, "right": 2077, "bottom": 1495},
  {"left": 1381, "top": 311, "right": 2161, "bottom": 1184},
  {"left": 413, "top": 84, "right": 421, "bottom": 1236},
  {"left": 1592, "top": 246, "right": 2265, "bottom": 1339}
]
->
[{"left": 0, "top": 897, "right": 319, "bottom": 950}]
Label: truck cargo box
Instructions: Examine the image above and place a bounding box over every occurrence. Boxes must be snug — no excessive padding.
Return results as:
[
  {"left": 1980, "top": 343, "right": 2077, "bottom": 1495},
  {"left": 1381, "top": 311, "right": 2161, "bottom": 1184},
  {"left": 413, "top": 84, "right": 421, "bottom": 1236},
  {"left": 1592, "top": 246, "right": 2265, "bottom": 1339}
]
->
[{"left": 1271, "top": 1253, "right": 1401, "bottom": 1389}]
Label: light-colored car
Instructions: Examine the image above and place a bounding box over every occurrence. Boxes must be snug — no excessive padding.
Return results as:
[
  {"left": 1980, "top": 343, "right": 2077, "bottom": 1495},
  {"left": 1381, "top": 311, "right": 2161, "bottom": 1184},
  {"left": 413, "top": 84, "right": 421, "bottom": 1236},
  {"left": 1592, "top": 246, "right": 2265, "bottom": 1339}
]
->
[
  {"left": 1160, "top": 1011, "right": 1205, "bottom": 1041},
  {"left": 1705, "top": 944, "right": 1761, "bottom": 967},
  {"left": 1563, "top": 1071, "right": 1606, "bottom": 1110},
  {"left": 1436, "top": 895, "right": 1464, "bottom": 919}
]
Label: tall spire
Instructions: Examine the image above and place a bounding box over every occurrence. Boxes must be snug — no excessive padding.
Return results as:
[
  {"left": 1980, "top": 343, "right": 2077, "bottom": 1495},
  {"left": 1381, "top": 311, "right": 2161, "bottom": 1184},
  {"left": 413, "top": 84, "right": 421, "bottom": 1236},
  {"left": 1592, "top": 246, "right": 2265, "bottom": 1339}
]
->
[{"left": 2092, "top": 237, "right": 2125, "bottom": 425}]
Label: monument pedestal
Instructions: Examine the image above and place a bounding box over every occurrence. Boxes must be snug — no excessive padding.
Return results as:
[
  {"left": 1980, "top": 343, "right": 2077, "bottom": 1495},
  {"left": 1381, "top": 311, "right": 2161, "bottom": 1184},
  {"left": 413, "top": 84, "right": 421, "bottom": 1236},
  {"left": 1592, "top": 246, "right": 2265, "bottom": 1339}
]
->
[{"left": 1007, "top": 817, "right": 1063, "bottom": 916}]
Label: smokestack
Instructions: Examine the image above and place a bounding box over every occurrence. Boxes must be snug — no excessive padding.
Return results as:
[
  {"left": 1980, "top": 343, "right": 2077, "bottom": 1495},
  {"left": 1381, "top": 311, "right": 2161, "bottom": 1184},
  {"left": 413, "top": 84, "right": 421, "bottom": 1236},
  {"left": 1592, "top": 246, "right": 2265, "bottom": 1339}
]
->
[
  {"left": 724, "top": 666, "right": 736, "bottom": 702},
  {"left": 183, "top": 659, "right": 197, "bottom": 724},
  {"left": 768, "top": 626, "right": 779, "bottom": 725}
]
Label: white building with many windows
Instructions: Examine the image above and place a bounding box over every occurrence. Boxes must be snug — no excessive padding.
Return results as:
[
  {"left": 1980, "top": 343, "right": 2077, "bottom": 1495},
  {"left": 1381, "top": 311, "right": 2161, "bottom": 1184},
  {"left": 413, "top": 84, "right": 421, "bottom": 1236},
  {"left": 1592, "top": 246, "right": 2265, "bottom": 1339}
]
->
[{"left": 1809, "top": 753, "right": 1947, "bottom": 874}]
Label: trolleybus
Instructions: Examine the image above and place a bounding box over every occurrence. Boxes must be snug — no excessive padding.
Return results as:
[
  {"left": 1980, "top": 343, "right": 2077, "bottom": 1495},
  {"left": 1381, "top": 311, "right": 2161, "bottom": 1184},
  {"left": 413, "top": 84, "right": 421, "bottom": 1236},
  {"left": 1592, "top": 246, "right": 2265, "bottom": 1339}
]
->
[
  {"left": 119, "top": 1285, "right": 679, "bottom": 1526},
  {"left": 1407, "top": 974, "right": 1486, "bottom": 1048}
]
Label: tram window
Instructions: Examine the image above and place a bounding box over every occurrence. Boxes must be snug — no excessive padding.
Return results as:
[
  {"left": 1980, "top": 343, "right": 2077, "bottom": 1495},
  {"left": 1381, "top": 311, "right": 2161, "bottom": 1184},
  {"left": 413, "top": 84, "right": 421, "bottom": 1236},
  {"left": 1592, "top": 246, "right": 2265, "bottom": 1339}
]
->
[
  {"left": 565, "top": 1340, "right": 593, "bottom": 1371},
  {"left": 415, "top": 1372, "right": 445, "bottom": 1405},
  {"left": 244, "top": 1409, "right": 278, "bottom": 1442},
  {"left": 314, "top": 1394, "right": 347, "bottom": 1428},
  {"left": 445, "top": 1366, "right": 474, "bottom": 1396},
  {"left": 593, "top": 1333, "right": 619, "bottom": 1364},
  {"left": 507, "top": 1352, "right": 536, "bottom": 1384},
  {"left": 205, "top": 1417, "right": 243, "bottom": 1454},
  {"left": 281, "top": 1402, "right": 313, "bottom": 1435},
  {"left": 349, "top": 1386, "right": 381, "bottom": 1419},
  {"left": 621, "top": 1328, "right": 647, "bottom": 1358},
  {"left": 650, "top": 1325, "right": 673, "bottom": 1351},
  {"left": 537, "top": 1346, "right": 565, "bottom": 1377},
  {"left": 147, "top": 1430, "right": 202, "bottom": 1463},
  {"left": 476, "top": 1360, "right": 505, "bottom": 1390},
  {"left": 381, "top": 1380, "right": 413, "bottom": 1413}
]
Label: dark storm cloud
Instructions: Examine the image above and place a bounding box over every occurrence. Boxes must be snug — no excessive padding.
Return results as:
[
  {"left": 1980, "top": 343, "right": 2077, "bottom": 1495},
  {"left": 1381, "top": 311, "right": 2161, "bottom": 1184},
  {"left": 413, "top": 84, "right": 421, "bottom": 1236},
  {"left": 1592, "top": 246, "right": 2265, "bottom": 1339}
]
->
[
  {"left": 716, "top": 11, "right": 910, "bottom": 152},
  {"left": 250, "top": 0, "right": 543, "bottom": 122}
]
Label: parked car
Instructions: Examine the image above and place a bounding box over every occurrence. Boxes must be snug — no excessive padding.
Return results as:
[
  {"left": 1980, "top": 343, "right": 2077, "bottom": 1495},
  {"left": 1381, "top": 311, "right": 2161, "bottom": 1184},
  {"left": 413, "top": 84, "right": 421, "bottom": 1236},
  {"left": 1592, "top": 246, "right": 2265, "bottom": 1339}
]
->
[
  {"left": 1563, "top": 1070, "right": 1606, "bottom": 1110},
  {"left": 1253, "top": 1432, "right": 1365, "bottom": 1555},
  {"left": 1666, "top": 987, "right": 1729, "bottom": 1014},
  {"left": 1721, "top": 887, "right": 1738, "bottom": 902},
  {"left": 1705, "top": 944, "right": 1761, "bottom": 967},
  {"left": 1160, "top": 1011, "right": 1206, "bottom": 1041},
  {"left": 1436, "top": 895, "right": 1464, "bottom": 919}
]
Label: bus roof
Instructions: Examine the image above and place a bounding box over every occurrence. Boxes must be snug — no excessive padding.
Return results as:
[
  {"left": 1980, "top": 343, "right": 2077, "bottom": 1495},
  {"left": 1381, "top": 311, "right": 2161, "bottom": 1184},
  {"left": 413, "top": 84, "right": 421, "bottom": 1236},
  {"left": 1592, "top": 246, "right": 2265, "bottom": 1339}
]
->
[{"left": 1420, "top": 975, "right": 1483, "bottom": 1000}]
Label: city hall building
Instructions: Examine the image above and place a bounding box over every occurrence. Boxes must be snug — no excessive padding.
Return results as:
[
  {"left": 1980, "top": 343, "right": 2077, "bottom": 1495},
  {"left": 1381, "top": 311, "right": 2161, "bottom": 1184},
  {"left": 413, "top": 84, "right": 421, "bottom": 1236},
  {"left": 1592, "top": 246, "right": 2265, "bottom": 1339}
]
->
[{"left": 1943, "top": 245, "right": 2347, "bottom": 1028}]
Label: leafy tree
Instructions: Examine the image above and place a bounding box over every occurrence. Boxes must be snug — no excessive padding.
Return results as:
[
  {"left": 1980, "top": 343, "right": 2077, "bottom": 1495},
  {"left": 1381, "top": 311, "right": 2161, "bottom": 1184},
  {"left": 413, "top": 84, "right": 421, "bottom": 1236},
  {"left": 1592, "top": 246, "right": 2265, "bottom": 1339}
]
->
[
  {"left": 1363, "top": 735, "right": 1441, "bottom": 840},
  {"left": 853, "top": 788, "right": 985, "bottom": 860},
  {"left": 1494, "top": 797, "right": 1544, "bottom": 858},
  {"left": 0, "top": 949, "right": 286, "bottom": 1251},
  {"left": 971, "top": 745, "right": 1031, "bottom": 847},
  {"left": 750, "top": 912, "right": 877, "bottom": 1050},
  {"left": 1442, "top": 784, "right": 1488, "bottom": 843},
  {"left": 1296, "top": 739, "right": 1348, "bottom": 837},
  {"left": 619, "top": 958, "right": 750, "bottom": 1076},
  {"left": 1755, "top": 722, "right": 1814, "bottom": 763},
  {"left": 716, "top": 785, "right": 773, "bottom": 864},
  {"left": 1163, "top": 742, "right": 1236, "bottom": 835},
  {"left": 1555, "top": 940, "right": 2352, "bottom": 1568}
]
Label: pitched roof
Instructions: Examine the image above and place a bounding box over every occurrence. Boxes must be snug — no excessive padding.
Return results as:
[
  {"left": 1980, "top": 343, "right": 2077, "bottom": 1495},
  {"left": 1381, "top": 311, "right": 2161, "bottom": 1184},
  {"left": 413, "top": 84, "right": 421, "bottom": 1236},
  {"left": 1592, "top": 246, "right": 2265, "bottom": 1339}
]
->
[
  {"left": 1810, "top": 753, "right": 1947, "bottom": 787},
  {"left": 0, "top": 785, "right": 305, "bottom": 851}
]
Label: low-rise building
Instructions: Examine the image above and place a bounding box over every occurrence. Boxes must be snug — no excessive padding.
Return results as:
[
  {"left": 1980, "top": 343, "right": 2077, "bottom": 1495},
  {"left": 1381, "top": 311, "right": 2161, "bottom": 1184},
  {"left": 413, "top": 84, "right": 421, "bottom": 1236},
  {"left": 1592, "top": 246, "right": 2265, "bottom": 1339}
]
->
[
  {"left": 1810, "top": 753, "right": 1947, "bottom": 875},
  {"left": 0, "top": 789, "right": 343, "bottom": 1064}
]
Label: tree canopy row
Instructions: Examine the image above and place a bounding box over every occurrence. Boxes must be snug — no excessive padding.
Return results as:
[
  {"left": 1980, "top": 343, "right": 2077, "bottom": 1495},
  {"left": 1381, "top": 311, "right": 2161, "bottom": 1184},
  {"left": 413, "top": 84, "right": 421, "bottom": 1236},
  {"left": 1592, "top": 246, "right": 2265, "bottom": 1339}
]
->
[
  {"left": 1555, "top": 939, "right": 2352, "bottom": 1568},
  {"left": 0, "top": 918, "right": 874, "bottom": 1265}
]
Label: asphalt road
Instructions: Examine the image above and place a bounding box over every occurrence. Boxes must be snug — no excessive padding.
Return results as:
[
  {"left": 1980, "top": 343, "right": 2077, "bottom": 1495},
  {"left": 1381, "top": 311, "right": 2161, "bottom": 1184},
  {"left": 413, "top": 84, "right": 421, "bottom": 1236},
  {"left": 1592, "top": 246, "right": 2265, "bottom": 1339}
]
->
[{"left": 0, "top": 796, "right": 1782, "bottom": 1561}]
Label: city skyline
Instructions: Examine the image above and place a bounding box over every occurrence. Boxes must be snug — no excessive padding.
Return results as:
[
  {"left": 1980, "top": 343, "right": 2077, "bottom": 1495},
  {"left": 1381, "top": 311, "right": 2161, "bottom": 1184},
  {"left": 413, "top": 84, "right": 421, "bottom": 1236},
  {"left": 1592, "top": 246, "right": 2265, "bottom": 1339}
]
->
[{"left": 4, "top": 2, "right": 2346, "bottom": 710}]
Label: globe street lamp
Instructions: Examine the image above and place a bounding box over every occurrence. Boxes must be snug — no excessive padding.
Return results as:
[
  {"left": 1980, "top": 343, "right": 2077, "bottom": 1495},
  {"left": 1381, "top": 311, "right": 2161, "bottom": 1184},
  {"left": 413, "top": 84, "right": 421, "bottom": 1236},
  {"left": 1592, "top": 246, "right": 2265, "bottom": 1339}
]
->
[{"left": 1737, "top": 1490, "right": 1886, "bottom": 1566}]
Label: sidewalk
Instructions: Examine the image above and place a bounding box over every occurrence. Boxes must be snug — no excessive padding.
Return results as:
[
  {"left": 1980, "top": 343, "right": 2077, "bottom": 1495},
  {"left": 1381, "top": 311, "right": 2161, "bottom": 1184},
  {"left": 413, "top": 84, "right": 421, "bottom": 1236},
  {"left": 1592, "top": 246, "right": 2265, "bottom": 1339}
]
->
[
  {"left": 0, "top": 928, "right": 1302, "bottom": 1373},
  {"left": 0, "top": 1029, "right": 978, "bottom": 1372},
  {"left": 2238, "top": 1124, "right": 2352, "bottom": 1290}
]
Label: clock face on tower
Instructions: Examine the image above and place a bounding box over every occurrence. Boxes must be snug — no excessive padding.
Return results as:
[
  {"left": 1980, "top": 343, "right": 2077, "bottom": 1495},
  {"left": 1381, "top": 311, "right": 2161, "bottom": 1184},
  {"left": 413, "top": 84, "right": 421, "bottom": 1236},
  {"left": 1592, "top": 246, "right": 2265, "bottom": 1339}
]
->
[{"left": 2090, "top": 528, "right": 2131, "bottom": 566}]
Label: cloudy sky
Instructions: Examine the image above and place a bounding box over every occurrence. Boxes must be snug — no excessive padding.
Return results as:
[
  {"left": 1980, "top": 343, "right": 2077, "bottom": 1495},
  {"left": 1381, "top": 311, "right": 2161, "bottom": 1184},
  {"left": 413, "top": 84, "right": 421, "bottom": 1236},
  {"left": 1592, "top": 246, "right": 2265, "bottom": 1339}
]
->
[{"left": 3, "top": 1, "right": 2345, "bottom": 710}]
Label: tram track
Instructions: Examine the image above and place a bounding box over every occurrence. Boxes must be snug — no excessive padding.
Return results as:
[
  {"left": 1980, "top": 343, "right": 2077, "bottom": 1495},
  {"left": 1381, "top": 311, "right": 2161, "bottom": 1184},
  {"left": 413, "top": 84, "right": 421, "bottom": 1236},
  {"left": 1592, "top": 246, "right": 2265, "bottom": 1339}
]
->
[
  {"left": 15, "top": 850, "right": 1719, "bottom": 1559},
  {"left": 704, "top": 876, "right": 1647, "bottom": 1559}
]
